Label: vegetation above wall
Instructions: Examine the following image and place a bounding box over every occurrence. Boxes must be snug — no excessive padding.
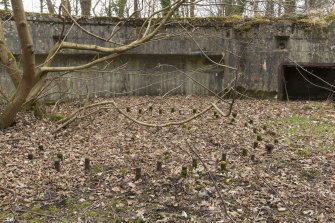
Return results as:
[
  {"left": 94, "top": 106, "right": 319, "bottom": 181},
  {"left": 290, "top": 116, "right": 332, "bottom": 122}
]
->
[{"left": 1, "top": 9, "right": 335, "bottom": 31}]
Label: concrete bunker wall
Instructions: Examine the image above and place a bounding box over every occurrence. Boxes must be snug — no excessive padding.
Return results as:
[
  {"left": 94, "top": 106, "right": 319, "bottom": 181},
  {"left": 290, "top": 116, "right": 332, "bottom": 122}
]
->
[
  {"left": 34, "top": 54, "right": 224, "bottom": 100},
  {"left": 1, "top": 15, "right": 335, "bottom": 100}
]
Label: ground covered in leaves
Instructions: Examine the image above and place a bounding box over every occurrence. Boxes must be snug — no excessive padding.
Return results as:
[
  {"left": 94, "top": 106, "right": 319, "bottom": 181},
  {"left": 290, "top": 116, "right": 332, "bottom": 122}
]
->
[{"left": 0, "top": 97, "right": 334, "bottom": 223}]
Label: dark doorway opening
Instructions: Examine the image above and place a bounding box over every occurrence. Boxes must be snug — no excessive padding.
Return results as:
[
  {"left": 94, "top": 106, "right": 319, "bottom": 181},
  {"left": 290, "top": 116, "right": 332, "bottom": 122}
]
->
[{"left": 280, "top": 64, "right": 335, "bottom": 100}]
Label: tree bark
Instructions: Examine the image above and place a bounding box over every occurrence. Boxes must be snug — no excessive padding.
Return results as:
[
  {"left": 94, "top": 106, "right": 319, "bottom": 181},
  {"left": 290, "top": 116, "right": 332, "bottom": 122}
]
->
[
  {"left": 0, "top": 0, "right": 185, "bottom": 129},
  {"left": 0, "top": 0, "right": 37, "bottom": 129},
  {"left": 25, "top": 43, "right": 60, "bottom": 104}
]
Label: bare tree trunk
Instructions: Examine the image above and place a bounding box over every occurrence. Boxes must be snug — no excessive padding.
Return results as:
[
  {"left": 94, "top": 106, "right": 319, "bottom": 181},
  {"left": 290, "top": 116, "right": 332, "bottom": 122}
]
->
[
  {"left": 75, "top": 0, "right": 79, "bottom": 15},
  {"left": 62, "top": 0, "right": 71, "bottom": 15},
  {"left": 45, "top": 0, "right": 55, "bottom": 14},
  {"left": 0, "top": 0, "right": 185, "bottom": 129},
  {"left": 25, "top": 43, "right": 60, "bottom": 104},
  {"left": 190, "top": 0, "right": 195, "bottom": 17},
  {"left": 253, "top": 0, "right": 259, "bottom": 16},
  {"left": 266, "top": 0, "right": 274, "bottom": 16},
  {"left": 80, "top": 0, "right": 91, "bottom": 15},
  {"left": 40, "top": 0, "right": 43, "bottom": 13},
  {"left": 0, "top": 0, "right": 37, "bottom": 129},
  {"left": 134, "top": 0, "right": 139, "bottom": 18}
]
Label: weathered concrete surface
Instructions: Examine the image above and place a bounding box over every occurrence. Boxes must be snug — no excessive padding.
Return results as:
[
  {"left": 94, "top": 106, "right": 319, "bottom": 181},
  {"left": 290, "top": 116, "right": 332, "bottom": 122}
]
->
[{"left": 1, "top": 14, "right": 335, "bottom": 99}]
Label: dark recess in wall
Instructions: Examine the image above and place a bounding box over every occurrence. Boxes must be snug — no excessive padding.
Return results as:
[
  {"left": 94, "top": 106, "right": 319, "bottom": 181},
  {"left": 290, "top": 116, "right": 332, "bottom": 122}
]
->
[{"left": 280, "top": 64, "right": 335, "bottom": 100}]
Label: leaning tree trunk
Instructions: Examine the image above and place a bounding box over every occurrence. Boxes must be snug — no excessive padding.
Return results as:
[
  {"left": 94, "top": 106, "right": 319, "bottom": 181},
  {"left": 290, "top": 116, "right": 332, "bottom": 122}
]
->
[
  {"left": 0, "top": 0, "right": 185, "bottom": 129},
  {"left": 0, "top": 0, "right": 37, "bottom": 129}
]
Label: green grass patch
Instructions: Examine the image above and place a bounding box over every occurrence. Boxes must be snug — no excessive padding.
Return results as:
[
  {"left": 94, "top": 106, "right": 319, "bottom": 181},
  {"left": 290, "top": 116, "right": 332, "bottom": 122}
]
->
[
  {"left": 296, "top": 149, "right": 312, "bottom": 158},
  {"left": 284, "top": 115, "right": 335, "bottom": 139},
  {"left": 0, "top": 213, "right": 15, "bottom": 221},
  {"left": 90, "top": 164, "right": 103, "bottom": 174}
]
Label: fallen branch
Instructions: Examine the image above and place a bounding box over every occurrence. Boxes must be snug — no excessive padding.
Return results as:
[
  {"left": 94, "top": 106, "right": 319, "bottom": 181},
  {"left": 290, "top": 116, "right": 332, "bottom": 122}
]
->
[
  {"left": 54, "top": 106, "right": 108, "bottom": 133},
  {"left": 0, "top": 186, "right": 16, "bottom": 206},
  {"left": 0, "top": 138, "right": 24, "bottom": 143},
  {"left": 257, "top": 175, "right": 300, "bottom": 222},
  {"left": 185, "top": 142, "right": 236, "bottom": 223},
  {"left": 124, "top": 82, "right": 185, "bottom": 130},
  {"left": 115, "top": 101, "right": 214, "bottom": 127}
]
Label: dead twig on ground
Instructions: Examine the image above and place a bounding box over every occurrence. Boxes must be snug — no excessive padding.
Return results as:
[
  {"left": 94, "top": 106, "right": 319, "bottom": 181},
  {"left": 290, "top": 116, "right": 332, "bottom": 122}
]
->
[
  {"left": 185, "top": 142, "right": 236, "bottom": 223},
  {"left": 0, "top": 186, "right": 17, "bottom": 206},
  {"left": 0, "top": 138, "right": 24, "bottom": 143}
]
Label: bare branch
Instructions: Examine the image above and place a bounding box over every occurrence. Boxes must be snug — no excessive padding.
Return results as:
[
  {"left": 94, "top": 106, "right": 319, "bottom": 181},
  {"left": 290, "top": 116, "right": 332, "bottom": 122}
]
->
[
  {"left": 115, "top": 101, "right": 214, "bottom": 127},
  {"left": 60, "top": 5, "right": 124, "bottom": 46},
  {"left": 41, "top": 53, "right": 119, "bottom": 72},
  {"left": 42, "top": 0, "right": 186, "bottom": 73},
  {"left": 186, "top": 142, "right": 236, "bottom": 223}
]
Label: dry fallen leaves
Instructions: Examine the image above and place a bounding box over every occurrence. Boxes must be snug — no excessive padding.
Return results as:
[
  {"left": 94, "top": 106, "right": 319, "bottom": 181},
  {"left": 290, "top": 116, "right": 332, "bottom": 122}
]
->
[{"left": 0, "top": 97, "right": 334, "bottom": 222}]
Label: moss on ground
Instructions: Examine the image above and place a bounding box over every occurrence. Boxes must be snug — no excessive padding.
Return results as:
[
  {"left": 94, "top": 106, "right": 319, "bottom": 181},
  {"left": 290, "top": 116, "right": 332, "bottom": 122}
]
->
[
  {"left": 48, "top": 113, "right": 65, "bottom": 121},
  {"left": 0, "top": 197, "right": 129, "bottom": 222}
]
